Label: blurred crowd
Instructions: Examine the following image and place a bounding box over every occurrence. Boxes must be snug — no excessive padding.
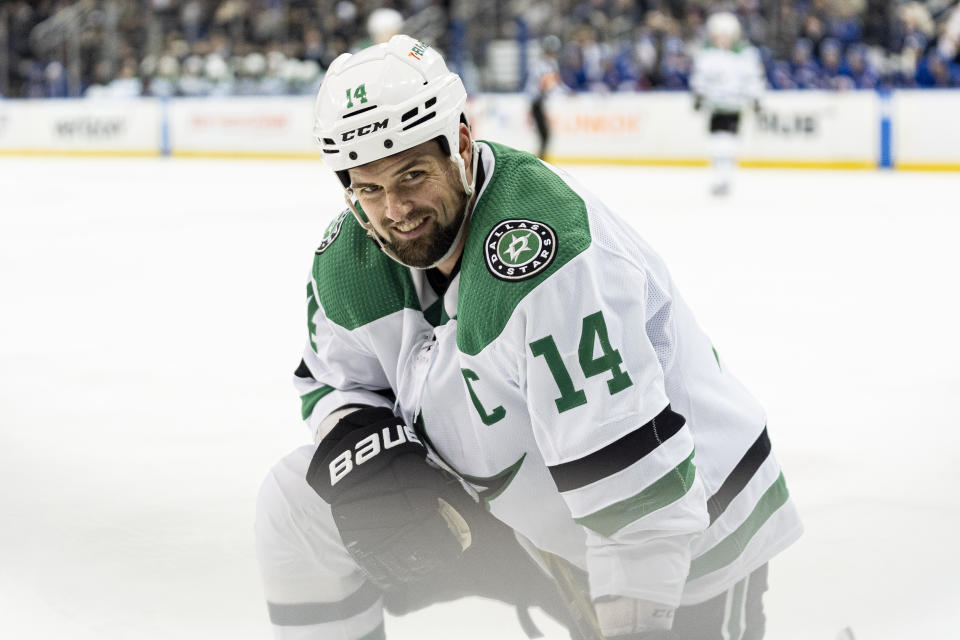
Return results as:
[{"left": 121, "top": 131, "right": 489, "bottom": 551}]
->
[
  {"left": 2, "top": 0, "right": 959, "bottom": 98},
  {"left": 534, "top": 0, "right": 960, "bottom": 91}
]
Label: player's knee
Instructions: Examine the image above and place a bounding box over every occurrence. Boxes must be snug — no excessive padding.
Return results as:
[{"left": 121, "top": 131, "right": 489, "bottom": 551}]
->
[{"left": 254, "top": 445, "right": 335, "bottom": 559}]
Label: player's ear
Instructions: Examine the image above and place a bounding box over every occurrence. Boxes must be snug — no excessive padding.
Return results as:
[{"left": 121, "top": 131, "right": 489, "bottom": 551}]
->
[{"left": 457, "top": 120, "right": 472, "bottom": 164}]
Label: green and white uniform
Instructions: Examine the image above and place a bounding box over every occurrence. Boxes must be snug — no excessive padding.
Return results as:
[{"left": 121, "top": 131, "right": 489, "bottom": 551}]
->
[
  {"left": 260, "top": 141, "right": 801, "bottom": 638},
  {"left": 690, "top": 43, "right": 765, "bottom": 115}
]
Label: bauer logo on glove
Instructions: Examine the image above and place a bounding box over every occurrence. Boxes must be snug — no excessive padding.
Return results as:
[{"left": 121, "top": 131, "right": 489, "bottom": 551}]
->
[{"left": 328, "top": 420, "right": 423, "bottom": 486}]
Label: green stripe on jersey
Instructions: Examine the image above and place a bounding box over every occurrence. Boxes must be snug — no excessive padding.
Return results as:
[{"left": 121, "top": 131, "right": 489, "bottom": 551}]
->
[
  {"left": 311, "top": 211, "right": 420, "bottom": 331},
  {"left": 687, "top": 473, "right": 790, "bottom": 581},
  {"left": 300, "top": 385, "right": 335, "bottom": 420},
  {"left": 574, "top": 451, "right": 696, "bottom": 537},
  {"left": 456, "top": 142, "right": 592, "bottom": 356}
]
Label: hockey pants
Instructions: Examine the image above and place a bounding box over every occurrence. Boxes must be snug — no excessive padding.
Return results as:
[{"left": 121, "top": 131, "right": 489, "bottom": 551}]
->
[{"left": 255, "top": 445, "right": 579, "bottom": 639}]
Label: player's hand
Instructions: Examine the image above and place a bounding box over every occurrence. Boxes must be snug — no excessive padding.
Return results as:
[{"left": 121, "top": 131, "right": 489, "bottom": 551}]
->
[{"left": 306, "top": 406, "right": 474, "bottom": 590}]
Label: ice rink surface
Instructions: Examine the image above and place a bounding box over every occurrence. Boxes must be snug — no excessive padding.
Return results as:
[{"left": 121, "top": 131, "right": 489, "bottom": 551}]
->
[{"left": 2, "top": 156, "right": 958, "bottom": 640}]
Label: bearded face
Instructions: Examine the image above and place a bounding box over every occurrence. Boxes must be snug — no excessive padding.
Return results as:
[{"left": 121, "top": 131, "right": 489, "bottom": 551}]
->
[{"left": 347, "top": 137, "right": 471, "bottom": 269}]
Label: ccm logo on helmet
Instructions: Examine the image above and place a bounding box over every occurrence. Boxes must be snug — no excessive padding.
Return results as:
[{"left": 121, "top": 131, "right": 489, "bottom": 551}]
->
[
  {"left": 341, "top": 118, "right": 389, "bottom": 141},
  {"left": 329, "top": 423, "right": 423, "bottom": 486}
]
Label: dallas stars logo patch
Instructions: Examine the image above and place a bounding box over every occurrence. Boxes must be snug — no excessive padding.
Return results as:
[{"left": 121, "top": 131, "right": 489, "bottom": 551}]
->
[
  {"left": 484, "top": 219, "right": 557, "bottom": 281},
  {"left": 315, "top": 209, "right": 349, "bottom": 254}
]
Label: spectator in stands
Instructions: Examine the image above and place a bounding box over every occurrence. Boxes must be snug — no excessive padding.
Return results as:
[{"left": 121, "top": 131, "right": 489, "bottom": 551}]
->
[
  {"left": 177, "top": 55, "right": 211, "bottom": 97},
  {"left": 659, "top": 36, "right": 692, "bottom": 89},
  {"left": 893, "top": 2, "right": 935, "bottom": 54},
  {"left": 145, "top": 55, "right": 179, "bottom": 97},
  {"left": 769, "top": 60, "right": 797, "bottom": 89},
  {"left": 799, "top": 13, "right": 827, "bottom": 60},
  {"left": 824, "top": 0, "right": 864, "bottom": 47},
  {"left": 43, "top": 61, "right": 69, "bottom": 98},
  {"left": 916, "top": 51, "right": 960, "bottom": 88},
  {"left": 85, "top": 56, "right": 142, "bottom": 98},
  {"left": 4, "top": 0, "right": 959, "bottom": 97},
  {"left": 601, "top": 42, "right": 639, "bottom": 91},
  {"left": 736, "top": 0, "right": 768, "bottom": 46},
  {"left": 844, "top": 43, "right": 879, "bottom": 89},
  {"left": 235, "top": 52, "right": 266, "bottom": 96},
  {"left": 180, "top": 0, "right": 206, "bottom": 44},
  {"left": 938, "top": 5, "right": 960, "bottom": 64},
  {"left": 820, "top": 38, "right": 854, "bottom": 90},
  {"left": 892, "top": 33, "right": 927, "bottom": 87},
  {"left": 791, "top": 38, "right": 824, "bottom": 88},
  {"left": 575, "top": 25, "right": 609, "bottom": 91}
]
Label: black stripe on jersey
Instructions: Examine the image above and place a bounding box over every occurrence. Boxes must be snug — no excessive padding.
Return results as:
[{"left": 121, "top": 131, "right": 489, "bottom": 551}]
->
[
  {"left": 294, "top": 359, "right": 312, "bottom": 379},
  {"left": 267, "top": 580, "right": 381, "bottom": 626},
  {"left": 372, "top": 387, "right": 397, "bottom": 404},
  {"left": 548, "top": 405, "right": 685, "bottom": 492},
  {"left": 706, "top": 427, "right": 771, "bottom": 524}
]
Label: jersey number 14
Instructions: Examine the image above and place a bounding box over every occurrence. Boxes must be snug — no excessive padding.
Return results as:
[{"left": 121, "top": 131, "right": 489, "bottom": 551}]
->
[{"left": 530, "top": 310, "right": 634, "bottom": 413}]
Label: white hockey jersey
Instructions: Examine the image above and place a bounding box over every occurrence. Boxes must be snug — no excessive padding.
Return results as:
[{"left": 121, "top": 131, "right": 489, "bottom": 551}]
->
[
  {"left": 295, "top": 141, "right": 802, "bottom": 608},
  {"left": 690, "top": 43, "right": 766, "bottom": 114}
]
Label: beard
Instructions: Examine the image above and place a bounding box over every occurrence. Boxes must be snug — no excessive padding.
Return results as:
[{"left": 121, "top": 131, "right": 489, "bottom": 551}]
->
[{"left": 382, "top": 197, "right": 467, "bottom": 269}]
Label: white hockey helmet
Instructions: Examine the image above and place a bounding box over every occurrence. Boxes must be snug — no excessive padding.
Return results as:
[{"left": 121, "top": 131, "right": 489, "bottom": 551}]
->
[
  {"left": 706, "top": 12, "right": 742, "bottom": 42},
  {"left": 313, "top": 35, "right": 469, "bottom": 189}
]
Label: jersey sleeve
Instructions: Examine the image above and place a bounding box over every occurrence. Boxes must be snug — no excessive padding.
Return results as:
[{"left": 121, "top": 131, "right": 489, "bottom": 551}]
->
[
  {"left": 517, "top": 247, "right": 709, "bottom": 607},
  {"left": 294, "top": 274, "right": 395, "bottom": 442}
]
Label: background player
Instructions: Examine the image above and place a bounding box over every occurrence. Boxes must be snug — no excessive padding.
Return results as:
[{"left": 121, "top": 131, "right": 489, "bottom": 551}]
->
[
  {"left": 367, "top": 8, "right": 404, "bottom": 46},
  {"left": 256, "top": 34, "right": 802, "bottom": 640},
  {"left": 690, "top": 12, "right": 766, "bottom": 195}
]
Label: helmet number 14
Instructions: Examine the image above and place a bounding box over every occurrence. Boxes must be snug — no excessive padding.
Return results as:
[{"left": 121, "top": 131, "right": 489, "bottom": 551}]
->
[{"left": 345, "top": 84, "right": 369, "bottom": 109}]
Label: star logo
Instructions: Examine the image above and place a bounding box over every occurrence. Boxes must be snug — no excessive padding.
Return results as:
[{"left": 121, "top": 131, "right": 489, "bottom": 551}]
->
[
  {"left": 315, "top": 209, "right": 349, "bottom": 254},
  {"left": 484, "top": 219, "right": 557, "bottom": 282},
  {"left": 504, "top": 231, "right": 534, "bottom": 263}
]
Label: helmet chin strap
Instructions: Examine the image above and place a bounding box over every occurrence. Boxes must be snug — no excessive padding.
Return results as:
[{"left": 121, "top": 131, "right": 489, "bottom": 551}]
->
[{"left": 344, "top": 141, "right": 480, "bottom": 271}]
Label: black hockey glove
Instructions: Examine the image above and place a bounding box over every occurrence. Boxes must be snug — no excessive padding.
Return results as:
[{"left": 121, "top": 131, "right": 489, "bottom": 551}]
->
[{"left": 306, "top": 406, "right": 474, "bottom": 591}]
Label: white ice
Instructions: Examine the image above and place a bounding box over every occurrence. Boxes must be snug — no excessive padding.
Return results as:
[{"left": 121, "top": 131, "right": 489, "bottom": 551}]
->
[{"left": 1, "top": 157, "right": 958, "bottom": 640}]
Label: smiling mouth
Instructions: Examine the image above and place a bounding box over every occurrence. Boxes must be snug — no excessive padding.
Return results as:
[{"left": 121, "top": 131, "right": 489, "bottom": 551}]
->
[{"left": 392, "top": 216, "right": 429, "bottom": 238}]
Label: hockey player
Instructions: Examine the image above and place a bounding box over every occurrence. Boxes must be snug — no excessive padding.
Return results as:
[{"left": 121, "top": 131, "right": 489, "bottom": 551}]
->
[
  {"left": 690, "top": 12, "right": 766, "bottom": 195},
  {"left": 367, "top": 8, "right": 404, "bottom": 45},
  {"left": 255, "top": 35, "right": 802, "bottom": 640}
]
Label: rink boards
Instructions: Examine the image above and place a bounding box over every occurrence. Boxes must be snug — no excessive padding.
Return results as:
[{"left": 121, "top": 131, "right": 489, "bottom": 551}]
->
[{"left": 0, "top": 90, "right": 957, "bottom": 170}]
